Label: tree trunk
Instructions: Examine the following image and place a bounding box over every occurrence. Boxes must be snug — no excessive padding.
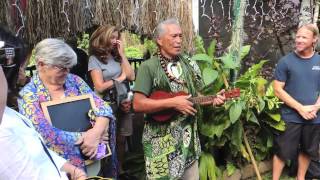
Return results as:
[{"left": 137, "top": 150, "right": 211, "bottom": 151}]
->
[
  {"left": 313, "top": 1, "right": 319, "bottom": 25},
  {"left": 228, "top": 0, "right": 246, "bottom": 82},
  {"left": 299, "top": 0, "right": 315, "bottom": 26}
]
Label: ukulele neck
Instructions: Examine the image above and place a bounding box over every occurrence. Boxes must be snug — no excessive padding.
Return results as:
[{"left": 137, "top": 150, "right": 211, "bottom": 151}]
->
[{"left": 189, "top": 95, "right": 217, "bottom": 104}]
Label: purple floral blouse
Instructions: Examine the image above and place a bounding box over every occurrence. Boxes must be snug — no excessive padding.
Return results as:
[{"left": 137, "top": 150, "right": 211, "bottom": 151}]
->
[{"left": 18, "top": 73, "right": 118, "bottom": 177}]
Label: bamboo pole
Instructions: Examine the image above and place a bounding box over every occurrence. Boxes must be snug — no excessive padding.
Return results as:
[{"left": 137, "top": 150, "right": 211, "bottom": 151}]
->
[{"left": 243, "top": 131, "right": 262, "bottom": 180}]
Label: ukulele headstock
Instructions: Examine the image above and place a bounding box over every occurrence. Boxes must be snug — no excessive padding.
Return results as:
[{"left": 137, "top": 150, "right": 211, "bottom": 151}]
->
[{"left": 225, "top": 88, "right": 240, "bottom": 99}]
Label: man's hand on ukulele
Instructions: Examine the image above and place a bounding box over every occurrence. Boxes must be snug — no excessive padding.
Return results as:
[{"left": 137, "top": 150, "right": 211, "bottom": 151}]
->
[
  {"left": 172, "top": 95, "right": 197, "bottom": 116},
  {"left": 212, "top": 89, "right": 226, "bottom": 106}
]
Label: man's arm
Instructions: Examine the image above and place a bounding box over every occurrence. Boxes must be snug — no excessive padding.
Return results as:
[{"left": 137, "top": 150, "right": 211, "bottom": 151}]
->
[
  {"left": 117, "top": 40, "right": 135, "bottom": 81},
  {"left": 61, "top": 162, "right": 87, "bottom": 180},
  {"left": 133, "top": 92, "right": 197, "bottom": 116},
  {"left": 273, "top": 80, "right": 316, "bottom": 120},
  {"left": 49, "top": 147, "right": 87, "bottom": 179},
  {"left": 311, "top": 96, "right": 320, "bottom": 114}
]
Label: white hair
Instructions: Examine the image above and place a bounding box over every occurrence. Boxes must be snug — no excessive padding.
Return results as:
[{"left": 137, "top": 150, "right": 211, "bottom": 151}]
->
[
  {"left": 34, "top": 38, "right": 77, "bottom": 68},
  {"left": 154, "top": 18, "right": 180, "bottom": 39}
]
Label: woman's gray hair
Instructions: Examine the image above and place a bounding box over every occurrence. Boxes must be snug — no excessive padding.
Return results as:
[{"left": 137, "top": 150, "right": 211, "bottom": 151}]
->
[
  {"left": 34, "top": 38, "right": 77, "bottom": 68},
  {"left": 154, "top": 18, "right": 180, "bottom": 39}
]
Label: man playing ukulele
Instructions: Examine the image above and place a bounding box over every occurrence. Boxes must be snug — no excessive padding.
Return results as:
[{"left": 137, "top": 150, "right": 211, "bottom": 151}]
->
[{"left": 133, "top": 18, "right": 225, "bottom": 180}]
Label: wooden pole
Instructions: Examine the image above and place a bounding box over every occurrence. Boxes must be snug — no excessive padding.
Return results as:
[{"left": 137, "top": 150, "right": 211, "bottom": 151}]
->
[{"left": 243, "top": 132, "right": 262, "bottom": 180}]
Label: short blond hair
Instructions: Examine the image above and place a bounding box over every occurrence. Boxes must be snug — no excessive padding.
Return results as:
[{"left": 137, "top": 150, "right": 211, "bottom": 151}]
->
[{"left": 299, "top": 24, "right": 319, "bottom": 37}]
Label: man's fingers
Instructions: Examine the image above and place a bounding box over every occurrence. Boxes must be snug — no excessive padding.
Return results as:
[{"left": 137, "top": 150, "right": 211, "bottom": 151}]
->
[
  {"left": 184, "top": 107, "right": 197, "bottom": 116},
  {"left": 103, "top": 134, "right": 109, "bottom": 140},
  {"left": 89, "top": 148, "right": 98, "bottom": 159},
  {"left": 82, "top": 147, "right": 89, "bottom": 155},
  {"left": 219, "top": 89, "right": 226, "bottom": 93},
  {"left": 303, "top": 112, "right": 317, "bottom": 120},
  {"left": 217, "top": 94, "right": 226, "bottom": 100},
  {"left": 103, "top": 133, "right": 109, "bottom": 144},
  {"left": 184, "top": 109, "right": 194, "bottom": 116},
  {"left": 190, "top": 107, "right": 197, "bottom": 114},
  {"left": 75, "top": 136, "right": 84, "bottom": 145}
]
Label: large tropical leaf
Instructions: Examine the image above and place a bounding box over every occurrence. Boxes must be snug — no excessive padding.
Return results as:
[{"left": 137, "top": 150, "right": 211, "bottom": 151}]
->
[
  {"left": 200, "top": 119, "right": 231, "bottom": 138},
  {"left": 256, "top": 77, "right": 268, "bottom": 96},
  {"left": 219, "top": 53, "right": 240, "bottom": 69},
  {"left": 226, "top": 162, "right": 237, "bottom": 176},
  {"left": 240, "top": 45, "right": 251, "bottom": 60},
  {"left": 229, "top": 101, "right": 242, "bottom": 123},
  {"left": 199, "top": 152, "right": 218, "bottom": 180},
  {"left": 265, "top": 83, "right": 275, "bottom": 96},
  {"left": 239, "top": 60, "right": 268, "bottom": 80},
  {"left": 195, "top": 35, "right": 206, "bottom": 54},
  {"left": 192, "top": 54, "right": 213, "bottom": 65},
  {"left": 264, "top": 118, "right": 286, "bottom": 131},
  {"left": 207, "top": 39, "right": 217, "bottom": 58},
  {"left": 257, "top": 96, "right": 266, "bottom": 113},
  {"left": 202, "top": 68, "right": 218, "bottom": 85},
  {"left": 266, "top": 113, "right": 281, "bottom": 122},
  {"left": 231, "top": 121, "right": 243, "bottom": 147},
  {"left": 246, "top": 110, "right": 259, "bottom": 125}
]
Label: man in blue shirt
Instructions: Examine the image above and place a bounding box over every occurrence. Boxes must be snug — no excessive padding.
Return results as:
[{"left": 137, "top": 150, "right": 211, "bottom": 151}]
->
[{"left": 273, "top": 24, "right": 320, "bottom": 180}]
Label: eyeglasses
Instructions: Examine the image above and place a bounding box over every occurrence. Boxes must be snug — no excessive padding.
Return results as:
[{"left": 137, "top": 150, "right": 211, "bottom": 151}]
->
[{"left": 45, "top": 64, "right": 69, "bottom": 71}]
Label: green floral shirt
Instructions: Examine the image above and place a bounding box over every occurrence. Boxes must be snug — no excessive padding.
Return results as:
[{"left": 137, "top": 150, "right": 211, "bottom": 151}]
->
[{"left": 133, "top": 55, "right": 203, "bottom": 179}]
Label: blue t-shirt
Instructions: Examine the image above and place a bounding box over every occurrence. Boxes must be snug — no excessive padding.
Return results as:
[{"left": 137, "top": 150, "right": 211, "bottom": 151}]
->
[{"left": 274, "top": 52, "right": 320, "bottom": 124}]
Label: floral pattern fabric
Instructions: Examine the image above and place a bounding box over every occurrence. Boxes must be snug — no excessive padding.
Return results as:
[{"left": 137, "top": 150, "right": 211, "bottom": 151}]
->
[{"left": 18, "top": 73, "right": 118, "bottom": 177}]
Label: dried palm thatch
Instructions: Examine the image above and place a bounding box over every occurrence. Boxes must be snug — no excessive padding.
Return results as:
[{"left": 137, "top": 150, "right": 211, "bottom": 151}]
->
[
  {"left": 0, "top": 0, "right": 15, "bottom": 34},
  {"left": 1, "top": 0, "right": 195, "bottom": 51}
]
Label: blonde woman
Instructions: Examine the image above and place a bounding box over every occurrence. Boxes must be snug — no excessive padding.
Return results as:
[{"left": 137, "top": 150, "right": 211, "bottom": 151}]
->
[{"left": 88, "top": 25, "right": 135, "bottom": 177}]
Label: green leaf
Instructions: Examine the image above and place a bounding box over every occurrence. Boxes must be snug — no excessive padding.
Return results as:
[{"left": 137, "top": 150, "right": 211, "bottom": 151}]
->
[
  {"left": 229, "top": 102, "right": 242, "bottom": 123},
  {"left": 231, "top": 121, "right": 243, "bottom": 147},
  {"left": 220, "top": 53, "right": 239, "bottom": 69},
  {"left": 267, "top": 136, "right": 273, "bottom": 148},
  {"left": 257, "top": 97, "right": 265, "bottom": 113},
  {"left": 239, "top": 60, "right": 268, "bottom": 80},
  {"left": 200, "top": 119, "right": 231, "bottom": 138},
  {"left": 240, "top": 45, "right": 251, "bottom": 60},
  {"left": 199, "top": 152, "right": 217, "bottom": 180},
  {"left": 195, "top": 35, "right": 206, "bottom": 54},
  {"left": 265, "top": 83, "right": 275, "bottom": 96},
  {"left": 265, "top": 119, "right": 286, "bottom": 131},
  {"left": 267, "top": 100, "right": 274, "bottom": 110},
  {"left": 246, "top": 110, "right": 259, "bottom": 125},
  {"left": 226, "top": 162, "right": 237, "bottom": 176},
  {"left": 209, "top": 136, "right": 228, "bottom": 147},
  {"left": 202, "top": 68, "right": 218, "bottom": 85},
  {"left": 256, "top": 77, "right": 268, "bottom": 96},
  {"left": 192, "top": 54, "right": 213, "bottom": 65},
  {"left": 199, "top": 154, "right": 208, "bottom": 180},
  {"left": 240, "top": 144, "right": 250, "bottom": 161},
  {"left": 266, "top": 113, "right": 281, "bottom": 122},
  {"left": 207, "top": 39, "right": 217, "bottom": 58}
]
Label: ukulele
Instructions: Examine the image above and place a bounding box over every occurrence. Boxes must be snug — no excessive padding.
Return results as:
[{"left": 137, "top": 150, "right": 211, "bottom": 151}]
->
[{"left": 149, "top": 88, "right": 240, "bottom": 122}]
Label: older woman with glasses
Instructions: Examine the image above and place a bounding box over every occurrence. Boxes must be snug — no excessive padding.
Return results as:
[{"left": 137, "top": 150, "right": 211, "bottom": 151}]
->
[{"left": 17, "top": 38, "right": 115, "bottom": 175}]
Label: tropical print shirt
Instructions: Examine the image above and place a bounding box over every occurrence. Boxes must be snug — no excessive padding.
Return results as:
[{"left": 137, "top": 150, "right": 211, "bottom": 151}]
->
[
  {"left": 133, "top": 55, "right": 204, "bottom": 179},
  {"left": 18, "top": 73, "right": 118, "bottom": 176}
]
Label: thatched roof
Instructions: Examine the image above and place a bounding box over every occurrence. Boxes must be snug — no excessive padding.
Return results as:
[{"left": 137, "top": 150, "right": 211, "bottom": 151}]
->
[{"left": 0, "top": 0, "right": 195, "bottom": 51}]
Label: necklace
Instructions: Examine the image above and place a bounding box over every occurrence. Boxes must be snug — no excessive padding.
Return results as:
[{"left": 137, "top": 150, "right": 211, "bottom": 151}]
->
[{"left": 158, "top": 51, "right": 184, "bottom": 85}]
